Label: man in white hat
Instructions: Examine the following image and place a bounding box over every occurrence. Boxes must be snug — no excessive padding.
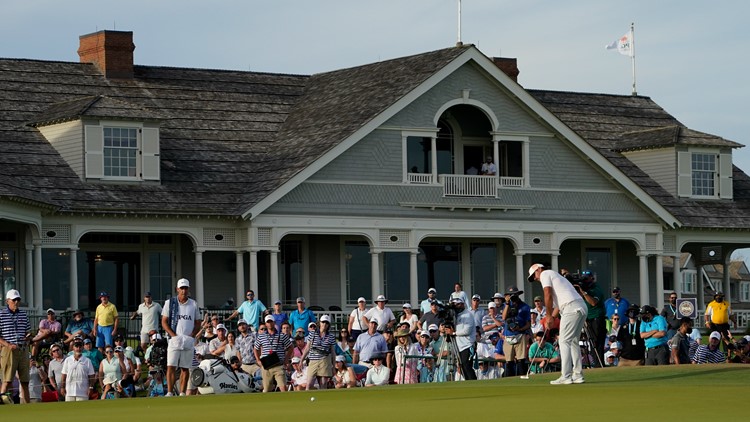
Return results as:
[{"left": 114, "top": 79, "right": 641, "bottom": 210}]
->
[
  {"left": 0, "top": 289, "right": 31, "bottom": 403},
  {"left": 160, "top": 278, "right": 201, "bottom": 396},
  {"left": 364, "top": 295, "right": 395, "bottom": 333},
  {"left": 528, "top": 263, "right": 588, "bottom": 385},
  {"left": 420, "top": 288, "right": 441, "bottom": 314}
]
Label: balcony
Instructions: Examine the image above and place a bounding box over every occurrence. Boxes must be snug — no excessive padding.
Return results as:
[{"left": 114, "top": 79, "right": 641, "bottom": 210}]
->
[
  {"left": 499, "top": 176, "right": 525, "bottom": 188},
  {"left": 440, "top": 174, "right": 497, "bottom": 197},
  {"left": 407, "top": 173, "right": 434, "bottom": 184}
]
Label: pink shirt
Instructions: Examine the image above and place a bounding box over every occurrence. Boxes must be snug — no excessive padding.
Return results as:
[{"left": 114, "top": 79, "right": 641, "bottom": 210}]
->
[{"left": 39, "top": 319, "right": 62, "bottom": 333}]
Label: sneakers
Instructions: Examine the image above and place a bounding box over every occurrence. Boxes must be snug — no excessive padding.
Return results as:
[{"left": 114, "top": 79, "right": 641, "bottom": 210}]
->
[
  {"left": 179, "top": 392, "right": 186, "bottom": 397},
  {"left": 549, "top": 377, "right": 573, "bottom": 385},
  {"left": 165, "top": 392, "right": 173, "bottom": 397},
  {"left": 1, "top": 393, "right": 13, "bottom": 404},
  {"left": 572, "top": 377, "right": 585, "bottom": 384}
]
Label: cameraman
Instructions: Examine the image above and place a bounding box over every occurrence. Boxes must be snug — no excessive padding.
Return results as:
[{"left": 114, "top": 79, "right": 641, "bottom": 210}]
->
[
  {"left": 501, "top": 286, "right": 531, "bottom": 377},
  {"left": 569, "top": 271, "right": 606, "bottom": 367},
  {"left": 452, "top": 298, "right": 477, "bottom": 380}
]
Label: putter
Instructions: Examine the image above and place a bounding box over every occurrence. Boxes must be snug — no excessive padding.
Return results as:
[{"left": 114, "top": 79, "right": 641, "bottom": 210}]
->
[{"left": 520, "top": 326, "right": 549, "bottom": 379}]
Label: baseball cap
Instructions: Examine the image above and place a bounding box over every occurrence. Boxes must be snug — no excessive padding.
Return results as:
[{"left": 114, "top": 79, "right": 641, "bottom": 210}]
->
[
  {"left": 291, "top": 356, "right": 301, "bottom": 364},
  {"left": 46, "top": 308, "right": 55, "bottom": 314},
  {"left": 144, "top": 291, "right": 152, "bottom": 297},
  {"left": 534, "top": 296, "right": 542, "bottom": 302},
  {"left": 450, "top": 297, "right": 463, "bottom": 305},
  {"left": 402, "top": 303, "right": 412, "bottom": 309},
  {"left": 492, "top": 293, "right": 503, "bottom": 299},
  {"left": 99, "top": 291, "right": 109, "bottom": 297},
  {"left": 238, "top": 319, "right": 248, "bottom": 325},
  {"left": 5, "top": 289, "right": 21, "bottom": 300},
  {"left": 489, "top": 332, "right": 500, "bottom": 340},
  {"left": 487, "top": 302, "right": 497, "bottom": 309},
  {"left": 320, "top": 315, "right": 331, "bottom": 323},
  {"left": 335, "top": 355, "right": 346, "bottom": 363},
  {"left": 296, "top": 296, "right": 305, "bottom": 303},
  {"left": 709, "top": 331, "right": 721, "bottom": 341},
  {"left": 612, "top": 287, "right": 621, "bottom": 293},
  {"left": 177, "top": 278, "right": 190, "bottom": 288},
  {"left": 471, "top": 294, "right": 481, "bottom": 300},
  {"left": 83, "top": 338, "right": 92, "bottom": 344},
  {"left": 609, "top": 341, "right": 621, "bottom": 349},
  {"left": 357, "top": 297, "right": 366, "bottom": 303},
  {"left": 264, "top": 315, "right": 274, "bottom": 322},
  {"left": 216, "top": 324, "right": 227, "bottom": 332},
  {"left": 369, "top": 318, "right": 379, "bottom": 325},
  {"left": 527, "top": 263, "right": 545, "bottom": 281},
  {"left": 419, "top": 330, "right": 430, "bottom": 337},
  {"left": 375, "top": 295, "right": 387, "bottom": 302},
  {"left": 274, "top": 300, "right": 281, "bottom": 305},
  {"left": 604, "top": 351, "right": 615, "bottom": 360},
  {"left": 428, "top": 324, "right": 439, "bottom": 331},
  {"left": 428, "top": 288, "right": 437, "bottom": 294},
  {"left": 744, "top": 335, "right": 750, "bottom": 343},
  {"left": 308, "top": 322, "right": 317, "bottom": 329}
]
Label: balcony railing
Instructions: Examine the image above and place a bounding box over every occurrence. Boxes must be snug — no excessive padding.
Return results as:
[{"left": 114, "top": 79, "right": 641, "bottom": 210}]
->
[
  {"left": 440, "top": 174, "right": 497, "bottom": 197},
  {"left": 499, "top": 176, "right": 525, "bottom": 188},
  {"left": 407, "top": 173, "right": 434, "bottom": 184}
]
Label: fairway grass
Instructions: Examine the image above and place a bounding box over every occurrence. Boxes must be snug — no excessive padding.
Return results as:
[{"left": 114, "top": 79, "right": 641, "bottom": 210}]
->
[{"left": 4, "top": 364, "right": 748, "bottom": 420}]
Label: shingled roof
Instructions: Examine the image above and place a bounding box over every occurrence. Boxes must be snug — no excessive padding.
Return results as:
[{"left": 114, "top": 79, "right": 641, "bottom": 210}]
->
[{"left": 528, "top": 90, "right": 750, "bottom": 229}]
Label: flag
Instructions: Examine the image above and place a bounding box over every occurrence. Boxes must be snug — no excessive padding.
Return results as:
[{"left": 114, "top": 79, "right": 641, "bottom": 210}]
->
[{"left": 605, "top": 32, "right": 632, "bottom": 56}]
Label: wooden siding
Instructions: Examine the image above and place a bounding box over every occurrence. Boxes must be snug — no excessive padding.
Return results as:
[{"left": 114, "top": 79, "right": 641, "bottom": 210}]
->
[
  {"left": 310, "top": 130, "right": 402, "bottom": 183},
  {"left": 38, "top": 120, "right": 84, "bottom": 179},
  {"left": 622, "top": 148, "right": 676, "bottom": 196}
]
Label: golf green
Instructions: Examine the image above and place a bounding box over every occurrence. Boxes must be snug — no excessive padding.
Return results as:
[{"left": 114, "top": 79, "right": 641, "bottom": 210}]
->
[{"left": 4, "top": 364, "right": 748, "bottom": 420}]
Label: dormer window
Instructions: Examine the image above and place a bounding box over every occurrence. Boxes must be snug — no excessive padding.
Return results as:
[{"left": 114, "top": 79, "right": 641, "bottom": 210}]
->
[
  {"left": 691, "top": 152, "right": 716, "bottom": 197},
  {"left": 85, "top": 121, "right": 160, "bottom": 181}
]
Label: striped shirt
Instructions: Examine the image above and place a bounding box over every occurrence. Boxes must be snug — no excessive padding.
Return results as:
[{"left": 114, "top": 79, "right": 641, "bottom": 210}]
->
[
  {"left": 306, "top": 331, "right": 335, "bottom": 360},
  {"left": 237, "top": 332, "right": 257, "bottom": 364},
  {"left": 254, "top": 331, "right": 292, "bottom": 360},
  {"left": 692, "top": 345, "right": 725, "bottom": 364},
  {"left": 0, "top": 306, "right": 31, "bottom": 345}
]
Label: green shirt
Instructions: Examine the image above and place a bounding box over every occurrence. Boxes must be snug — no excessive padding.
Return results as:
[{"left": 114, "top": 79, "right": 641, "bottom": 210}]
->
[{"left": 583, "top": 283, "right": 605, "bottom": 319}]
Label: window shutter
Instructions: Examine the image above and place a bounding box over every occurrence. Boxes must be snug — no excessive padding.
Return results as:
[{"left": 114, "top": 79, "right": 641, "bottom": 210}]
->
[
  {"left": 141, "top": 127, "right": 161, "bottom": 181},
  {"left": 719, "top": 152, "right": 733, "bottom": 199},
  {"left": 676, "top": 151, "right": 692, "bottom": 197},
  {"left": 84, "top": 125, "right": 104, "bottom": 178}
]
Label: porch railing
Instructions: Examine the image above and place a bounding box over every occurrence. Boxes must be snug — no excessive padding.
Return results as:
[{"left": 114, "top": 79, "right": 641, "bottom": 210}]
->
[
  {"left": 407, "top": 173, "right": 434, "bottom": 184},
  {"left": 440, "top": 174, "right": 497, "bottom": 197},
  {"left": 499, "top": 176, "right": 525, "bottom": 187}
]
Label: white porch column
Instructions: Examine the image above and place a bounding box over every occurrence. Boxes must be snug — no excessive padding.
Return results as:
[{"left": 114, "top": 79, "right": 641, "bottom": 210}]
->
[
  {"left": 492, "top": 139, "right": 499, "bottom": 184},
  {"left": 235, "top": 251, "right": 245, "bottom": 306},
  {"left": 409, "top": 251, "right": 419, "bottom": 306},
  {"left": 551, "top": 254, "right": 559, "bottom": 272},
  {"left": 33, "top": 241, "right": 43, "bottom": 309},
  {"left": 249, "top": 251, "right": 259, "bottom": 296},
  {"left": 638, "top": 254, "right": 649, "bottom": 306},
  {"left": 270, "top": 250, "right": 280, "bottom": 304},
  {"left": 672, "top": 255, "right": 681, "bottom": 298},
  {"left": 371, "top": 250, "right": 381, "bottom": 299},
  {"left": 69, "top": 248, "right": 79, "bottom": 310},
  {"left": 25, "top": 246, "right": 33, "bottom": 305},
  {"left": 430, "top": 137, "right": 438, "bottom": 183},
  {"left": 655, "top": 255, "right": 664, "bottom": 310},
  {"left": 194, "top": 250, "right": 204, "bottom": 307},
  {"left": 515, "top": 253, "right": 524, "bottom": 294}
]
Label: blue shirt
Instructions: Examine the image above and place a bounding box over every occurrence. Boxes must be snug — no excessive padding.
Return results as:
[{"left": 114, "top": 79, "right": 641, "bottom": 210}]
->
[
  {"left": 604, "top": 297, "right": 631, "bottom": 319},
  {"left": 503, "top": 301, "right": 531, "bottom": 336},
  {"left": 272, "top": 312, "right": 288, "bottom": 332},
  {"left": 353, "top": 331, "right": 388, "bottom": 362},
  {"left": 66, "top": 318, "right": 94, "bottom": 336},
  {"left": 237, "top": 300, "right": 267, "bottom": 331},
  {"left": 289, "top": 308, "right": 316, "bottom": 335},
  {"left": 639, "top": 315, "right": 668, "bottom": 349}
]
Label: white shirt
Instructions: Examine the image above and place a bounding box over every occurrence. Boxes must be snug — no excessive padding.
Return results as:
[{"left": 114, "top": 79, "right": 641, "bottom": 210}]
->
[
  {"left": 349, "top": 307, "right": 370, "bottom": 331},
  {"left": 162, "top": 297, "right": 201, "bottom": 337},
  {"left": 364, "top": 307, "right": 395, "bottom": 332},
  {"left": 365, "top": 365, "right": 389, "bottom": 386},
  {"left": 62, "top": 355, "right": 95, "bottom": 397},
  {"left": 136, "top": 302, "right": 163, "bottom": 332},
  {"left": 539, "top": 270, "right": 581, "bottom": 309}
]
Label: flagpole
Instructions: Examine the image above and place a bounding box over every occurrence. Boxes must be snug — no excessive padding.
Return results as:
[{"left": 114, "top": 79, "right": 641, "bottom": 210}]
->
[
  {"left": 457, "top": 0, "right": 463, "bottom": 46},
  {"left": 631, "top": 22, "right": 637, "bottom": 96}
]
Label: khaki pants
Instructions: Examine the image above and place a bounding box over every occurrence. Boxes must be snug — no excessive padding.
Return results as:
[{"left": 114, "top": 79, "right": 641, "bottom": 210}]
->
[
  {"left": 261, "top": 365, "right": 286, "bottom": 392},
  {"left": 617, "top": 357, "right": 644, "bottom": 367}
]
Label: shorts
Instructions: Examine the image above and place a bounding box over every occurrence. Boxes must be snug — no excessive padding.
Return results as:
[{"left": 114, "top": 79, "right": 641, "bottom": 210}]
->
[
  {"left": 261, "top": 365, "right": 287, "bottom": 392},
  {"left": 166, "top": 348, "right": 194, "bottom": 369},
  {"left": 1, "top": 346, "right": 30, "bottom": 383},
  {"left": 96, "top": 326, "right": 114, "bottom": 348},
  {"left": 307, "top": 358, "right": 333, "bottom": 378},
  {"left": 65, "top": 396, "right": 88, "bottom": 402},
  {"left": 503, "top": 335, "right": 529, "bottom": 360},
  {"left": 140, "top": 331, "right": 151, "bottom": 345}
]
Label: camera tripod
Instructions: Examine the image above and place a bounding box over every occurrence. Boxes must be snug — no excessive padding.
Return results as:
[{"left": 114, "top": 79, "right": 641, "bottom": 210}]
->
[
  {"left": 435, "top": 334, "right": 464, "bottom": 381},
  {"left": 580, "top": 319, "right": 604, "bottom": 368}
]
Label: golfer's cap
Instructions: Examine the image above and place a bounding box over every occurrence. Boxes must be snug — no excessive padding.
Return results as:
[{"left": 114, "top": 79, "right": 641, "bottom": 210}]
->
[
  {"left": 291, "top": 356, "right": 301, "bottom": 364},
  {"left": 238, "top": 319, "right": 248, "bottom": 325},
  {"left": 714, "top": 291, "right": 724, "bottom": 297},
  {"left": 177, "top": 278, "right": 190, "bottom": 288},
  {"left": 72, "top": 339, "right": 83, "bottom": 346},
  {"left": 527, "top": 263, "right": 545, "bottom": 281},
  {"left": 419, "top": 330, "right": 430, "bottom": 337},
  {"left": 428, "top": 324, "right": 439, "bottom": 331},
  {"left": 320, "top": 315, "right": 331, "bottom": 323},
  {"left": 744, "top": 335, "right": 750, "bottom": 342},
  {"left": 487, "top": 302, "right": 497, "bottom": 309},
  {"left": 216, "top": 324, "right": 227, "bottom": 332},
  {"left": 375, "top": 295, "right": 387, "bottom": 302},
  {"left": 357, "top": 297, "right": 366, "bottom": 303},
  {"left": 296, "top": 296, "right": 305, "bottom": 303},
  {"left": 46, "top": 308, "right": 55, "bottom": 314},
  {"left": 489, "top": 332, "right": 500, "bottom": 339},
  {"left": 402, "top": 303, "right": 412, "bottom": 309},
  {"left": 264, "top": 315, "right": 274, "bottom": 322},
  {"left": 335, "top": 355, "right": 346, "bottom": 363},
  {"left": 610, "top": 341, "right": 621, "bottom": 349},
  {"left": 710, "top": 331, "right": 721, "bottom": 341},
  {"left": 429, "top": 299, "right": 439, "bottom": 305},
  {"left": 472, "top": 294, "right": 481, "bottom": 300},
  {"left": 428, "top": 288, "right": 437, "bottom": 294},
  {"left": 5, "top": 289, "right": 21, "bottom": 300}
]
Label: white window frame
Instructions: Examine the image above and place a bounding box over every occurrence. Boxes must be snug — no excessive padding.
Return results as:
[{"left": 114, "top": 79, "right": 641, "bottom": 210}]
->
[
  {"left": 690, "top": 152, "right": 717, "bottom": 197},
  {"left": 402, "top": 130, "right": 439, "bottom": 185},
  {"left": 103, "top": 125, "right": 140, "bottom": 179},
  {"left": 84, "top": 121, "right": 160, "bottom": 181},
  {"left": 740, "top": 282, "right": 750, "bottom": 303},
  {"left": 681, "top": 269, "right": 697, "bottom": 294}
]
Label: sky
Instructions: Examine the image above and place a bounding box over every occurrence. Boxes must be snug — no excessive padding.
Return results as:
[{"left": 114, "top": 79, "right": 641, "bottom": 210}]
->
[{"left": 2, "top": 0, "right": 749, "bottom": 258}]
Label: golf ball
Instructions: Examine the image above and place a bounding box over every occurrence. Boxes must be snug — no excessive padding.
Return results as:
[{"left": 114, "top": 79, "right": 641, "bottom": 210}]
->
[{"left": 310, "top": 397, "right": 316, "bottom": 402}]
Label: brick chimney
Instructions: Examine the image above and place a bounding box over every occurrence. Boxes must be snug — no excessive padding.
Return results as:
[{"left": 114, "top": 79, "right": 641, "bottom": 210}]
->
[
  {"left": 78, "top": 30, "right": 135, "bottom": 79},
  {"left": 492, "top": 57, "right": 519, "bottom": 83}
]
